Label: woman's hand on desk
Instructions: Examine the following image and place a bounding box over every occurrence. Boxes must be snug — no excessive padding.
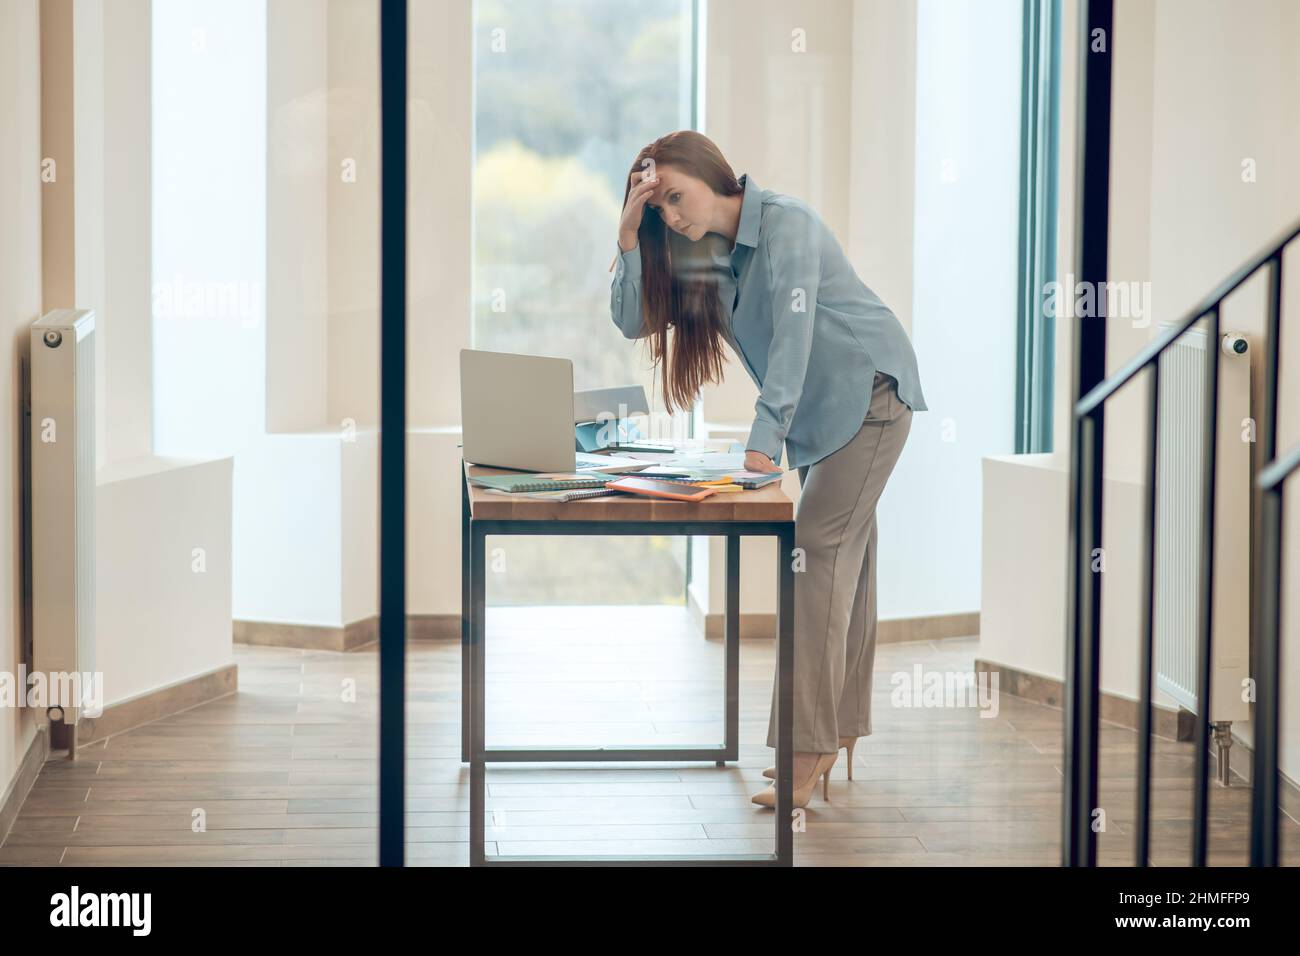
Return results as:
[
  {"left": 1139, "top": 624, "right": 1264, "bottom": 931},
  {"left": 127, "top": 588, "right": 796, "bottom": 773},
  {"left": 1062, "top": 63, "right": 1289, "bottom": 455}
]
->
[{"left": 744, "top": 450, "right": 781, "bottom": 474}]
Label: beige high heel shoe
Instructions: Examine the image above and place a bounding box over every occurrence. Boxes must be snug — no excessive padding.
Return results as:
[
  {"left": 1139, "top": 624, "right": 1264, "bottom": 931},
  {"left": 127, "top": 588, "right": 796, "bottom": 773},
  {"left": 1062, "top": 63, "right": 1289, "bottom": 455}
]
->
[
  {"left": 751, "top": 751, "right": 838, "bottom": 808},
  {"left": 763, "top": 735, "right": 858, "bottom": 781}
]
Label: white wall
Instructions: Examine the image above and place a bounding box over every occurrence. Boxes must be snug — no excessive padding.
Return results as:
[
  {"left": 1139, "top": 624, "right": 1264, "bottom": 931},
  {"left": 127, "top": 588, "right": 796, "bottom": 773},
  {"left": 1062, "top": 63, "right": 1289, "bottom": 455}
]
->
[
  {"left": 1141, "top": 0, "right": 1300, "bottom": 771},
  {"left": 97, "top": 458, "right": 233, "bottom": 705},
  {"left": 325, "top": 0, "right": 379, "bottom": 430},
  {"left": 100, "top": 0, "right": 155, "bottom": 466},
  {"left": 405, "top": 0, "right": 472, "bottom": 619},
  {"left": 39, "top": 0, "right": 154, "bottom": 468},
  {"left": 265, "top": 0, "right": 329, "bottom": 434},
  {"left": 848, "top": 0, "right": 917, "bottom": 336},
  {"left": 0, "top": 0, "right": 42, "bottom": 810},
  {"left": 37, "top": 0, "right": 237, "bottom": 726},
  {"left": 983, "top": 0, "right": 1300, "bottom": 785}
]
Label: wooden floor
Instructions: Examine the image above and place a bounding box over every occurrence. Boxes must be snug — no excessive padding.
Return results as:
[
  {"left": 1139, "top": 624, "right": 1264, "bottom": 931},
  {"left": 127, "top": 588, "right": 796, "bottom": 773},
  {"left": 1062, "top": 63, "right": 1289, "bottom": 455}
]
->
[{"left": 3, "top": 606, "right": 1296, "bottom": 866}]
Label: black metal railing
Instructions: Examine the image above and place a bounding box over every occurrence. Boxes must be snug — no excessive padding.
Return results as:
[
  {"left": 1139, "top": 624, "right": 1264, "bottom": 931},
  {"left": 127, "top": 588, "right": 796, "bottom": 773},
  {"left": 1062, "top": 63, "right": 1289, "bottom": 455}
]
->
[{"left": 1065, "top": 214, "right": 1300, "bottom": 867}]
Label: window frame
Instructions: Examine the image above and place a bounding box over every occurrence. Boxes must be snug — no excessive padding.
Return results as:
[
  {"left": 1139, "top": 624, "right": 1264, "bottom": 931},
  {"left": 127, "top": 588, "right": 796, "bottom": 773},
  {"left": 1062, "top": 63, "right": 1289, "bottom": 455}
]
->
[{"left": 1015, "top": 0, "right": 1062, "bottom": 454}]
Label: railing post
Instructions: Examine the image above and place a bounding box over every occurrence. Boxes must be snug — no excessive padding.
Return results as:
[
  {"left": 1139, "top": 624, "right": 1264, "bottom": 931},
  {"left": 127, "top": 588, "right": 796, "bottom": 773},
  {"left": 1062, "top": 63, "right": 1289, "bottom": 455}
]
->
[
  {"left": 378, "top": 0, "right": 408, "bottom": 868},
  {"left": 1192, "top": 308, "right": 1221, "bottom": 866},
  {"left": 1065, "top": 408, "right": 1103, "bottom": 866},
  {"left": 1063, "top": 0, "right": 1112, "bottom": 868},
  {"left": 1250, "top": 252, "right": 1284, "bottom": 866},
  {"left": 1136, "top": 361, "right": 1160, "bottom": 866},
  {"left": 1252, "top": 482, "right": 1284, "bottom": 867}
]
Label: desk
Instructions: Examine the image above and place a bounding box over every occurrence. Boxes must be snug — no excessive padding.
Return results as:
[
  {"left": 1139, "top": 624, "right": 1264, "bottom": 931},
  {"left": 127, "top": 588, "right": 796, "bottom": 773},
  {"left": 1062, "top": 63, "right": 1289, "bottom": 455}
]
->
[{"left": 461, "top": 460, "right": 796, "bottom": 866}]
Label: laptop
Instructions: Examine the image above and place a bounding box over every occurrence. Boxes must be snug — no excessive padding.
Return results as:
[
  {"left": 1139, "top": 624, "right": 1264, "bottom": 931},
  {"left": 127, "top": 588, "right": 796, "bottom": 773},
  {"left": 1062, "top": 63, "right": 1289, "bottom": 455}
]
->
[{"left": 459, "top": 349, "right": 647, "bottom": 474}]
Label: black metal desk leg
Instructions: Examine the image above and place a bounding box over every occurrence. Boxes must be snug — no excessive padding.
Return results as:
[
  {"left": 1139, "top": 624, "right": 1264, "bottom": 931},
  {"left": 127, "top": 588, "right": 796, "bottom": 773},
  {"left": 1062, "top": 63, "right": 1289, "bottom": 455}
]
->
[
  {"left": 775, "top": 523, "right": 795, "bottom": 865},
  {"left": 461, "top": 466, "right": 471, "bottom": 763},
  {"left": 722, "top": 534, "right": 740, "bottom": 765},
  {"left": 469, "top": 522, "right": 487, "bottom": 866}
]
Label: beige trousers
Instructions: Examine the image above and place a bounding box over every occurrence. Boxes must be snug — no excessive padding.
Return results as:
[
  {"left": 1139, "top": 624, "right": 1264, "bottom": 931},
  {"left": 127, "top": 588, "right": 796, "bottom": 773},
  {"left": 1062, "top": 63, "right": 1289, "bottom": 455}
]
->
[{"left": 766, "top": 370, "right": 913, "bottom": 753}]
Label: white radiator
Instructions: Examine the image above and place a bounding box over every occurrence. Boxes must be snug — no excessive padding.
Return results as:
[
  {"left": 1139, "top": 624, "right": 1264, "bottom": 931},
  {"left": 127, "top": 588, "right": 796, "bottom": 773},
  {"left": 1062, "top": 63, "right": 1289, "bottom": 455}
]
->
[
  {"left": 29, "top": 310, "right": 98, "bottom": 734},
  {"left": 1153, "top": 321, "right": 1251, "bottom": 725}
]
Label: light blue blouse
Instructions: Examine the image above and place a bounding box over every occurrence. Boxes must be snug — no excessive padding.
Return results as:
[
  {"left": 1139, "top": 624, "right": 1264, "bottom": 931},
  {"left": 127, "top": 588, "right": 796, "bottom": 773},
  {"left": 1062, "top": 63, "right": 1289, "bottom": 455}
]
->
[{"left": 610, "top": 172, "right": 927, "bottom": 468}]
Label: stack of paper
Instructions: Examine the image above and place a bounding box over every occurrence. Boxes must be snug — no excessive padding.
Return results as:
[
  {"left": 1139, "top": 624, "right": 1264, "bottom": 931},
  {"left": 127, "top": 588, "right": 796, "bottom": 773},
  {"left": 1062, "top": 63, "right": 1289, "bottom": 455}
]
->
[
  {"left": 627, "top": 464, "right": 786, "bottom": 490},
  {"left": 574, "top": 453, "right": 654, "bottom": 473}
]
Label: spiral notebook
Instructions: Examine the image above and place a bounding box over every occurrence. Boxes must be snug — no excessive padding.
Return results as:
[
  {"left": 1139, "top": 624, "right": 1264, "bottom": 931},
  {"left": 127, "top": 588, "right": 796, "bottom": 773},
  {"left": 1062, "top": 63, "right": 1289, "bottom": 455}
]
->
[
  {"left": 469, "top": 473, "right": 612, "bottom": 493},
  {"left": 483, "top": 487, "right": 625, "bottom": 502}
]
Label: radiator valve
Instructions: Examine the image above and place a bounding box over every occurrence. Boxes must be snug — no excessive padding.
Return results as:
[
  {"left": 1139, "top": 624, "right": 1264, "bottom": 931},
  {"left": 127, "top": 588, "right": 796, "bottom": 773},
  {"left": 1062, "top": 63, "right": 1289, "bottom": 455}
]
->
[{"left": 1221, "top": 332, "right": 1248, "bottom": 356}]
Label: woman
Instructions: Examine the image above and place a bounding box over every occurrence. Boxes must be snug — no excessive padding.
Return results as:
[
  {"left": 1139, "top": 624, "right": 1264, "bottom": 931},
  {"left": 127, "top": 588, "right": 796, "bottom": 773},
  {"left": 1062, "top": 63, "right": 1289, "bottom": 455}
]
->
[{"left": 608, "top": 130, "right": 927, "bottom": 810}]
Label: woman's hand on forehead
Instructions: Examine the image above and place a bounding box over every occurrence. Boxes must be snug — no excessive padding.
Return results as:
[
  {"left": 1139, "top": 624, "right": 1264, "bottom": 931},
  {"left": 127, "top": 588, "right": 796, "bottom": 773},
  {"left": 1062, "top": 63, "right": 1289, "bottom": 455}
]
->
[{"left": 633, "top": 168, "right": 659, "bottom": 190}]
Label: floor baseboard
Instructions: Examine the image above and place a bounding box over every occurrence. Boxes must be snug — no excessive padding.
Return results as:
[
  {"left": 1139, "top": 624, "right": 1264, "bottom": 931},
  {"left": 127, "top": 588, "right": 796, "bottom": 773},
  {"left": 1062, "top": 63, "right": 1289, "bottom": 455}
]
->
[
  {"left": 0, "top": 723, "right": 48, "bottom": 846},
  {"left": 55, "top": 663, "right": 239, "bottom": 751},
  {"left": 974, "top": 657, "right": 1192, "bottom": 741},
  {"left": 689, "top": 588, "right": 978, "bottom": 644},
  {"left": 978, "top": 657, "right": 1300, "bottom": 824},
  {"left": 237, "top": 610, "right": 979, "bottom": 651},
  {"left": 234, "top": 615, "right": 459, "bottom": 651},
  {"left": 234, "top": 618, "right": 376, "bottom": 653}
]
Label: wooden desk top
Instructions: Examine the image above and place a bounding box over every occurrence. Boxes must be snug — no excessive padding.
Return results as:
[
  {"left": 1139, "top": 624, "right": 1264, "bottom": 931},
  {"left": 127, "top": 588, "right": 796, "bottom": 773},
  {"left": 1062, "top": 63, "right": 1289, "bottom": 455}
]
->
[{"left": 464, "top": 462, "right": 794, "bottom": 523}]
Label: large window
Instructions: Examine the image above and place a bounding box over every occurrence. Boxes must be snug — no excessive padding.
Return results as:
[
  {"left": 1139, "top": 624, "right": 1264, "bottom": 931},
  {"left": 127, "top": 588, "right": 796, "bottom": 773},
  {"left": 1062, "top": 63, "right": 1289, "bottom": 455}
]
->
[
  {"left": 1015, "top": 0, "right": 1061, "bottom": 453},
  {"left": 471, "top": 0, "right": 699, "bottom": 605}
]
